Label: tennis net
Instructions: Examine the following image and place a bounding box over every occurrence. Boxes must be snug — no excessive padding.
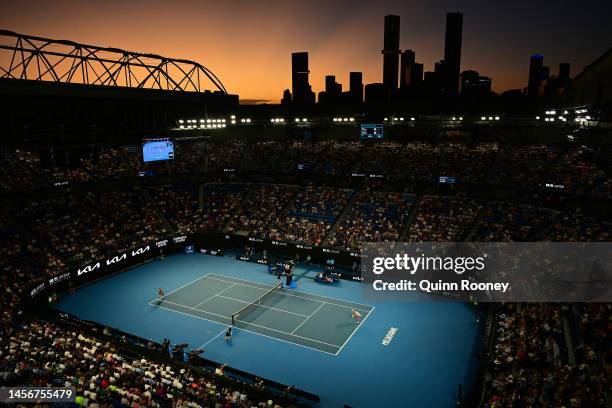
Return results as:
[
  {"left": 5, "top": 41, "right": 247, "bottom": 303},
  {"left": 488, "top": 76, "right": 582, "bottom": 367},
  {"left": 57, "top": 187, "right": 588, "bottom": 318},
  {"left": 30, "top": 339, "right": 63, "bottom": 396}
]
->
[{"left": 231, "top": 282, "right": 283, "bottom": 326}]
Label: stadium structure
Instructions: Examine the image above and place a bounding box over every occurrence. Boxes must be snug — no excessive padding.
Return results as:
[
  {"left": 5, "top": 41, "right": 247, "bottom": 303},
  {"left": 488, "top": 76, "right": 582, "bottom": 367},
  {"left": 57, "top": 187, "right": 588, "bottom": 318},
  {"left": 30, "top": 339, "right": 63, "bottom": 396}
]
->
[{"left": 1, "top": 30, "right": 611, "bottom": 408}]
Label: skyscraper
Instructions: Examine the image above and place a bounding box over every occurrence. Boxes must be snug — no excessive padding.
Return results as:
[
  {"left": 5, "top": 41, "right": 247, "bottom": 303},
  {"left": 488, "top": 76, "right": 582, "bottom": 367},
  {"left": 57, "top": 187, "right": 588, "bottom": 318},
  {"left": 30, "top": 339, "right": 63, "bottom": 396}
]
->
[
  {"left": 559, "top": 63, "right": 571, "bottom": 82},
  {"left": 292, "top": 52, "right": 315, "bottom": 105},
  {"left": 349, "top": 72, "right": 363, "bottom": 103},
  {"left": 528, "top": 54, "right": 544, "bottom": 97},
  {"left": 325, "top": 75, "right": 337, "bottom": 94},
  {"left": 321, "top": 75, "right": 342, "bottom": 104},
  {"left": 410, "top": 63, "right": 424, "bottom": 86},
  {"left": 443, "top": 12, "right": 463, "bottom": 95},
  {"left": 460, "top": 70, "right": 492, "bottom": 97},
  {"left": 382, "top": 15, "right": 401, "bottom": 90},
  {"left": 400, "top": 50, "right": 416, "bottom": 88}
]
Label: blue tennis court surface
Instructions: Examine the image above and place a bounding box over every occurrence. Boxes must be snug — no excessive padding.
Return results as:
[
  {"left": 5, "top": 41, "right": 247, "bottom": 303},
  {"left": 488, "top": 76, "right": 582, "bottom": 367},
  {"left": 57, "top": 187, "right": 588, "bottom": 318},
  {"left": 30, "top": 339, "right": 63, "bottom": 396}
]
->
[
  {"left": 54, "top": 253, "right": 482, "bottom": 408},
  {"left": 149, "top": 273, "right": 374, "bottom": 354}
]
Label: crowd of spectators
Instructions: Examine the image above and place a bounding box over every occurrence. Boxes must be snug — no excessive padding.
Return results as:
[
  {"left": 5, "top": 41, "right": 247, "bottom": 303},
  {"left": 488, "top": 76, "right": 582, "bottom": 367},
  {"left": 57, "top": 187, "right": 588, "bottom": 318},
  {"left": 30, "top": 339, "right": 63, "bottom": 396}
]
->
[
  {"left": 391, "top": 143, "right": 442, "bottom": 182},
  {"left": 265, "top": 185, "right": 353, "bottom": 246},
  {"left": 241, "top": 142, "right": 296, "bottom": 173},
  {"left": 327, "top": 189, "right": 413, "bottom": 251},
  {"left": 0, "top": 320, "right": 283, "bottom": 408},
  {"left": 437, "top": 143, "right": 499, "bottom": 184},
  {"left": 150, "top": 185, "right": 200, "bottom": 235},
  {"left": 483, "top": 303, "right": 607, "bottom": 407},
  {"left": 0, "top": 209, "right": 63, "bottom": 327},
  {"left": 0, "top": 148, "right": 45, "bottom": 191},
  {"left": 473, "top": 202, "right": 556, "bottom": 242},
  {"left": 86, "top": 189, "right": 169, "bottom": 250},
  {"left": 548, "top": 148, "right": 607, "bottom": 195},
  {"left": 15, "top": 193, "right": 115, "bottom": 265},
  {"left": 406, "top": 196, "right": 481, "bottom": 242},
  {"left": 314, "top": 142, "right": 401, "bottom": 176},
  {"left": 207, "top": 141, "right": 246, "bottom": 173},
  {"left": 487, "top": 145, "right": 560, "bottom": 189},
  {"left": 223, "top": 184, "right": 296, "bottom": 239},
  {"left": 41, "top": 147, "right": 130, "bottom": 184},
  {"left": 591, "top": 178, "right": 612, "bottom": 201},
  {"left": 543, "top": 209, "right": 611, "bottom": 241},
  {"left": 198, "top": 184, "right": 249, "bottom": 233},
  {"left": 2, "top": 143, "right": 612, "bottom": 198}
]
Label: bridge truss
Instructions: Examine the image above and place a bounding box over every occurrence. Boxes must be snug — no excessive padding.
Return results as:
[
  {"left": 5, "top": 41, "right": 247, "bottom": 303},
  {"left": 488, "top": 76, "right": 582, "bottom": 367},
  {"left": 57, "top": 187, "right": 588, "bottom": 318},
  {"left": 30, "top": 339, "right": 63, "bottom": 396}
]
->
[{"left": 0, "top": 30, "right": 228, "bottom": 94}]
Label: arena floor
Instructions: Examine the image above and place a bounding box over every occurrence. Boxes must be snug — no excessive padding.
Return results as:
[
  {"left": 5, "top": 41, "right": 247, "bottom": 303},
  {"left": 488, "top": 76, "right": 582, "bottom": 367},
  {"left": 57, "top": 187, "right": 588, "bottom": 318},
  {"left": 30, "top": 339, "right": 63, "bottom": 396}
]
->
[
  {"left": 150, "top": 273, "right": 374, "bottom": 355},
  {"left": 54, "top": 252, "right": 483, "bottom": 408}
]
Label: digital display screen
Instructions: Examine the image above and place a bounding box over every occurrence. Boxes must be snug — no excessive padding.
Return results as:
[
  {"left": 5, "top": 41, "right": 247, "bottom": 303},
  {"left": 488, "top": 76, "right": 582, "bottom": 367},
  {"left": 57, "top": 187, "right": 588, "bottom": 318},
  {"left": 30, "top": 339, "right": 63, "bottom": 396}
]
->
[
  {"left": 360, "top": 124, "right": 384, "bottom": 139},
  {"left": 439, "top": 176, "right": 456, "bottom": 184},
  {"left": 143, "top": 139, "right": 174, "bottom": 162}
]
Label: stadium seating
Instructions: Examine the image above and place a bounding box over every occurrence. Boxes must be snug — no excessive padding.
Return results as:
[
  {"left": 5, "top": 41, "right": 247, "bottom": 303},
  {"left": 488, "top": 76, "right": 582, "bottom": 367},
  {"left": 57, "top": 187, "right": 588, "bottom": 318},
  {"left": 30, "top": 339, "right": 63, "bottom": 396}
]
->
[{"left": 0, "top": 139, "right": 611, "bottom": 407}]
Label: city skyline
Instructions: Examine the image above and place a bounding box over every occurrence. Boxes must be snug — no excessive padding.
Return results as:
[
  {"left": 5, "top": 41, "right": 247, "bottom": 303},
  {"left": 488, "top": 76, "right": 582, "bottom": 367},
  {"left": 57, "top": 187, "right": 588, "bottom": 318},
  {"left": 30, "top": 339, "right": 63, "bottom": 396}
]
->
[{"left": 1, "top": 0, "right": 611, "bottom": 103}]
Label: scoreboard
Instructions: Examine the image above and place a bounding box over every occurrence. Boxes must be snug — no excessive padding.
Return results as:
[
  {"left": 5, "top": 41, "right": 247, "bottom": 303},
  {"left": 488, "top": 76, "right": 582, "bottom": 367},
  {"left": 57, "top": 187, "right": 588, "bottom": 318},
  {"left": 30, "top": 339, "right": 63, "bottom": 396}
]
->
[
  {"left": 143, "top": 138, "right": 174, "bottom": 162},
  {"left": 360, "top": 124, "right": 384, "bottom": 140}
]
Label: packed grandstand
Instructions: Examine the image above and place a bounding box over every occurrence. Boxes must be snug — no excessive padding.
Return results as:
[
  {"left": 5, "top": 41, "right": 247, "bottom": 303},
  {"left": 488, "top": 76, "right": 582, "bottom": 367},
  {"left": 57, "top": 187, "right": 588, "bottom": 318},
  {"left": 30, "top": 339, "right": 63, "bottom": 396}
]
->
[{"left": 1, "top": 138, "right": 611, "bottom": 407}]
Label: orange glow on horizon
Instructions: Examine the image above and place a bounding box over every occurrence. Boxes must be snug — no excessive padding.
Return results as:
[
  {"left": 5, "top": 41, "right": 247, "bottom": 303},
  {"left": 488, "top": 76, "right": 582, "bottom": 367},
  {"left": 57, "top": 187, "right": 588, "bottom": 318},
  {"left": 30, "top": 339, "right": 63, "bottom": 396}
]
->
[{"left": 1, "top": 0, "right": 603, "bottom": 103}]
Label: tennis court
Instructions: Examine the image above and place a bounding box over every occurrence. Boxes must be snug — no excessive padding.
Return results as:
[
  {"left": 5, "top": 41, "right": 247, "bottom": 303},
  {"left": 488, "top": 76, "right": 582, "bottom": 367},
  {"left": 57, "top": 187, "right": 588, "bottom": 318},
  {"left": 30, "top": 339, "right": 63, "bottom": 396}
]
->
[{"left": 148, "top": 273, "right": 374, "bottom": 355}]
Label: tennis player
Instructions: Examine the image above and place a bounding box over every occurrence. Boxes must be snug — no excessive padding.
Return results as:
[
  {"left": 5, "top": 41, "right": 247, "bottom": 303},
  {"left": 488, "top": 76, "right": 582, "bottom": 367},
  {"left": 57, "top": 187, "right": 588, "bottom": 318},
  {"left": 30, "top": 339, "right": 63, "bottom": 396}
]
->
[
  {"left": 351, "top": 309, "right": 362, "bottom": 322},
  {"left": 157, "top": 287, "right": 165, "bottom": 305},
  {"left": 225, "top": 327, "right": 232, "bottom": 341}
]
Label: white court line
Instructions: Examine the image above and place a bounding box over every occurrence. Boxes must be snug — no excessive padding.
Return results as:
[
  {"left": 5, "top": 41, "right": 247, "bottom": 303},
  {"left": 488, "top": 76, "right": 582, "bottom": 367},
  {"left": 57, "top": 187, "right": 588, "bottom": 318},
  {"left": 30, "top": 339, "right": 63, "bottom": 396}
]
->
[
  {"left": 152, "top": 302, "right": 338, "bottom": 356},
  {"left": 159, "top": 273, "right": 213, "bottom": 298},
  {"left": 213, "top": 294, "right": 311, "bottom": 317},
  {"left": 335, "top": 306, "right": 375, "bottom": 355},
  {"left": 192, "top": 283, "right": 237, "bottom": 309},
  {"left": 197, "top": 327, "right": 229, "bottom": 350},
  {"left": 291, "top": 301, "right": 326, "bottom": 335},
  {"left": 205, "top": 274, "right": 373, "bottom": 313},
  {"left": 149, "top": 298, "right": 341, "bottom": 349}
]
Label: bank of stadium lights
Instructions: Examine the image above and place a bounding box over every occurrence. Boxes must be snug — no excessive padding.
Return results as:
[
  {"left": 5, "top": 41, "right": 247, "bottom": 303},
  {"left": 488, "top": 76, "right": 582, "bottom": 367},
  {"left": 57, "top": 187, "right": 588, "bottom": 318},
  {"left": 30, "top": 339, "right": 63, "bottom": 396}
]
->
[
  {"left": 177, "top": 118, "right": 226, "bottom": 130},
  {"left": 332, "top": 117, "right": 355, "bottom": 123},
  {"left": 294, "top": 118, "right": 308, "bottom": 123},
  {"left": 240, "top": 118, "right": 251, "bottom": 124},
  {"left": 270, "top": 118, "right": 285, "bottom": 124},
  {"left": 384, "top": 116, "right": 413, "bottom": 124},
  {"left": 480, "top": 116, "right": 501, "bottom": 121},
  {"left": 451, "top": 116, "right": 464, "bottom": 121}
]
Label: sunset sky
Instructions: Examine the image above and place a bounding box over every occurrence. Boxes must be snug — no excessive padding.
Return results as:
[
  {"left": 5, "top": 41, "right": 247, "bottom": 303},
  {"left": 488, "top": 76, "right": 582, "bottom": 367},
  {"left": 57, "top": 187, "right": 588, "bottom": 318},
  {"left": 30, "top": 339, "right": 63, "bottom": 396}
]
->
[{"left": 2, "top": 0, "right": 611, "bottom": 103}]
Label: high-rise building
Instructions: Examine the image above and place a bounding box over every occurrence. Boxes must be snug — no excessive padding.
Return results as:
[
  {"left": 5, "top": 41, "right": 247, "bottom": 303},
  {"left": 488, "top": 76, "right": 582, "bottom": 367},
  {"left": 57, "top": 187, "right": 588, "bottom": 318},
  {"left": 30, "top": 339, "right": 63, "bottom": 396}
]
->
[
  {"left": 443, "top": 12, "right": 463, "bottom": 95},
  {"left": 460, "top": 70, "right": 492, "bottom": 96},
  {"left": 423, "top": 71, "right": 439, "bottom": 92},
  {"left": 559, "top": 63, "right": 571, "bottom": 82},
  {"left": 364, "top": 83, "right": 385, "bottom": 105},
  {"left": 320, "top": 75, "right": 342, "bottom": 104},
  {"left": 409, "top": 63, "right": 424, "bottom": 86},
  {"left": 325, "top": 75, "right": 342, "bottom": 95},
  {"left": 382, "top": 15, "right": 401, "bottom": 90},
  {"left": 349, "top": 72, "right": 363, "bottom": 103},
  {"left": 527, "top": 54, "right": 544, "bottom": 97},
  {"left": 281, "top": 89, "right": 292, "bottom": 105},
  {"left": 400, "top": 50, "right": 416, "bottom": 88},
  {"left": 292, "top": 52, "right": 315, "bottom": 105}
]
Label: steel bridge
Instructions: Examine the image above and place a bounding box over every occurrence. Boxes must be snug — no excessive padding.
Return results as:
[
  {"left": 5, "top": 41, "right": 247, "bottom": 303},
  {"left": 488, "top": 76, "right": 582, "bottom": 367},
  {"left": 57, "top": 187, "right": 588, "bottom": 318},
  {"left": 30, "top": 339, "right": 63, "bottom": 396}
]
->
[{"left": 0, "top": 29, "right": 228, "bottom": 94}]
